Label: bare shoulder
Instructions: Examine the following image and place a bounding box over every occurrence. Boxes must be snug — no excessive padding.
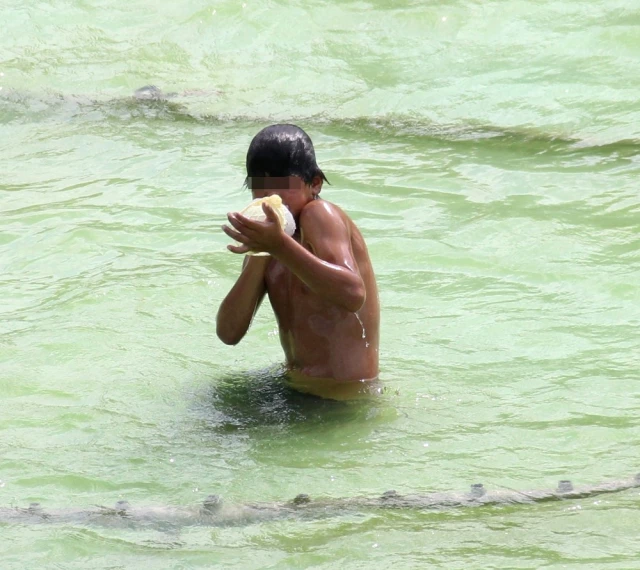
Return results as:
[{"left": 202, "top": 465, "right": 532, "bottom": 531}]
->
[
  {"left": 299, "top": 199, "right": 352, "bottom": 234},
  {"left": 297, "top": 199, "right": 359, "bottom": 266}
]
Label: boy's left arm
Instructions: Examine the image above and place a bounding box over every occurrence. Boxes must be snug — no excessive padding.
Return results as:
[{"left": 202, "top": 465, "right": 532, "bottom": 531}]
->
[
  {"left": 223, "top": 200, "right": 365, "bottom": 312},
  {"left": 271, "top": 200, "right": 366, "bottom": 313}
]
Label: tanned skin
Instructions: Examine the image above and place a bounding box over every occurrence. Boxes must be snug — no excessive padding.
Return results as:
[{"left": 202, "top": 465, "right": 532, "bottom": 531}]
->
[{"left": 216, "top": 175, "right": 379, "bottom": 398}]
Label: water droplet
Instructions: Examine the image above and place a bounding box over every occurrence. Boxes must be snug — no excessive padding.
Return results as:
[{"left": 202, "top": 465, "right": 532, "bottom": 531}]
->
[
  {"left": 0, "top": 480, "right": 4, "bottom": 488},
  {"left": 169, "top": 458, "right": 175, "bottom": 463},
  {"left": 372, "top": 543, "right": 379, "bottom": 548},
  {"left": 423, "top": 442, "right": 429, "bottom": 447},
  {"left": 442, "top": 16, "right": 447, "bottom": 21},
  {"left": 355, "top": 313, "right": 366, "bottom": 339}
]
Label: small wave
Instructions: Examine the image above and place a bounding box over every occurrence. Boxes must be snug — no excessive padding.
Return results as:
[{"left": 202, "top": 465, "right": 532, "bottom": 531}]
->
[{"left": 3, "top": 87, "right": 640, "bottom": 154}]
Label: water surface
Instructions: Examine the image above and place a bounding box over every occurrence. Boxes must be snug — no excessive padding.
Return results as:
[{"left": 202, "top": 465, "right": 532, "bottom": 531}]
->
[{"left": 1, "top": 0, "right": 640, "bottom": 568}]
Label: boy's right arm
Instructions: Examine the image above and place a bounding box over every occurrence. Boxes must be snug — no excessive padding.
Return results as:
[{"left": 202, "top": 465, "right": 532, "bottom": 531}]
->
[{"left": 216, "top": 256, "right": 270, "bottom": 345}]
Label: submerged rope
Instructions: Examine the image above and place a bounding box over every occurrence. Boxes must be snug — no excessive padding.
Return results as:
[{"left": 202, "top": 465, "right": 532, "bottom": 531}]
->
[{"left": 1, "top": 473, "right": 638, "bottom": 529}]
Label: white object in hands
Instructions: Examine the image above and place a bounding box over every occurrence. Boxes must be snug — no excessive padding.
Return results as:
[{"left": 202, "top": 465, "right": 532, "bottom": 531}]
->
[{"left": 237, "top": 195, "right": 296, "bottom": 256}]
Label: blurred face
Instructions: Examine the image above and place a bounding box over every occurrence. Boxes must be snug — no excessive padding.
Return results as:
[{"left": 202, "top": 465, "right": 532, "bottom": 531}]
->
[{"left": 247, "top": 175, "right": 321, "bottom": 217}]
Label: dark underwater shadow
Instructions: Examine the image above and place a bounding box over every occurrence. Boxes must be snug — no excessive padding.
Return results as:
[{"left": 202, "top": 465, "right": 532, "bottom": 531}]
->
[{"left": 189, "top": 365, "right": 392, "bottom": 432}]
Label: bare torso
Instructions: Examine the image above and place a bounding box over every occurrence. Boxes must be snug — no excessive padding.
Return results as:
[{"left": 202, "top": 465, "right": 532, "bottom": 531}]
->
[{"left": 264, "top": 202, "right": 380, "bottom": 384}]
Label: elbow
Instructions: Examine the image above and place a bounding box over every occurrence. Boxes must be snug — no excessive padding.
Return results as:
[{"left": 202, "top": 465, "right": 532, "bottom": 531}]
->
[
  {"left": 216, "top": 318, "right": 245, "bottom": 346},
  {"left": 217, "top": 331, "right": 242, "bottom": 346},
  {"left": 343, "top": 282, "right": 366, "bottom": 313}
]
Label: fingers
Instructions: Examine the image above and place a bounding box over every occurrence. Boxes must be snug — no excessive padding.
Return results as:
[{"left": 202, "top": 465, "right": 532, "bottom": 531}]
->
[
  {"left": 222, "top": 224, "right": 266, "bottom": 255},
  {"left": 227, "top": 212, "right": 266, "bottom": 232},
  {"left": 223, "top": 208, "right": 281, "bottom": 256},
  {"left": 222, "top": 224, "right": 250, "bottom": 244},
  {"left": 262, "top": 202, "right": 279, "bottom": 222},
  {"left": 226, "top": 213, "right": 250, "bottom": 233},
  {"left": 227, "top": 243, "right": 251, "bottom": 254}
]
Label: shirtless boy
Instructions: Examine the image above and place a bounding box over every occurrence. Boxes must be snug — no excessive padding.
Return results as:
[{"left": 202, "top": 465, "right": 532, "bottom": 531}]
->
[{"left": 216, "top": 124, "right": 379, "bottom": 398}]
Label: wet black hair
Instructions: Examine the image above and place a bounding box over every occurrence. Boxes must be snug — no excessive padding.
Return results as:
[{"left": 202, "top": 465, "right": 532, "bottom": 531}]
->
[{"left": 245, "top": 124, "right": 329, "bottom": 186}]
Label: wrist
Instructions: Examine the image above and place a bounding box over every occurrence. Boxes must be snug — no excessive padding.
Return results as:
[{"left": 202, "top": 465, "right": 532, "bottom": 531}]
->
[
  {"left": 242, "top": 254, "right": 271, "bottom": 272},
  {"left": 269, "top": 233, "right": 294, "bottom": 259}
]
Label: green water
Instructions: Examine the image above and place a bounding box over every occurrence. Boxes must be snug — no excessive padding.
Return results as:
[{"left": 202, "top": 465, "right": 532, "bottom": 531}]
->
[{"left": 1, "top": 0, "right": 640, "bottom": 567}]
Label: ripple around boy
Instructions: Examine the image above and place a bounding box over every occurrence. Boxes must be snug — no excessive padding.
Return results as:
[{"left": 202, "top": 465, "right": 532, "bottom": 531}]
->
[{"left": 217, "top": 124, "right": 380, "bottom": 399}]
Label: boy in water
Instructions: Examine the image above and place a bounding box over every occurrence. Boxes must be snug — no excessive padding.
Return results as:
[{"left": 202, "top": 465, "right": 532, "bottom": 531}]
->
[{"left": 216, "top": 124, "right": 379, "bottom": 399}]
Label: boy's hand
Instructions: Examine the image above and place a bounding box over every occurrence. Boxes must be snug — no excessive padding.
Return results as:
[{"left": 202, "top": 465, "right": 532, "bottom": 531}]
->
[{"left": 222, "top": 202, "right": 285, "bottom": 255}]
